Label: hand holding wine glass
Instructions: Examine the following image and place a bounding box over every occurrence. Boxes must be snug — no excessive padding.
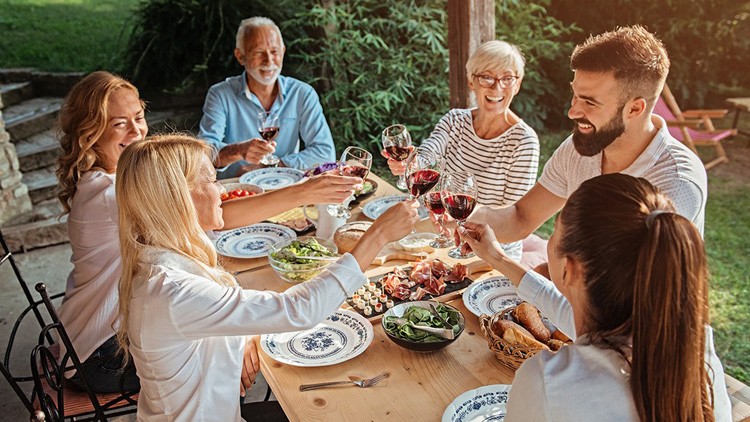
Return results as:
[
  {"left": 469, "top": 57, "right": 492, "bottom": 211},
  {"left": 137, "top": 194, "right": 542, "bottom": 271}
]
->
[
  {"left": 405, "top": 148, "right": 442, "bottom": 200},
  {"left": 327, "top": 146, "right": 372, "bottom": 219},
  {"left": 441, "top": 171, "right": 478, "bottom": 259},
  {"left": 381, "top": 124, "right": 413, "bottom": 190},
  {"left": 257, "top": 111, "right": 280, "bottom": 166},
  {"left": 422, "top": 181, "right": 453, "bottom": 248}
]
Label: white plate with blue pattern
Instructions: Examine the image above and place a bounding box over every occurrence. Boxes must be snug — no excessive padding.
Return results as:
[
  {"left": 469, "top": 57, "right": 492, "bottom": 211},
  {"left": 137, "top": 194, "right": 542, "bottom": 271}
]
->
[
  {"left": 239, "top": 167, "right": 305, "bottom": 190},
  {"left": 462, "top": 276, "right": 521, "bottom": 318},
  {"left": 260, "top": 309, "right": 373, "bottom": 367},
  {"left": 214, "top": 223, "right": 296, "bottom": 259},
  {"left": 361, "top": 195, "right": 429, "bottom": 220},
  {"left": 442, "top": 384, "right": 511, "bottom": 422}
]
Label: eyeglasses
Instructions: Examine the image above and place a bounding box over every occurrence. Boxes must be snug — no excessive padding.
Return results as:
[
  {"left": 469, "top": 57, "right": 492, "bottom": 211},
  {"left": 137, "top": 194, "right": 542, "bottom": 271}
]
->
[{"left": 472, "top": 74, "right": 520, "bottom": 89}]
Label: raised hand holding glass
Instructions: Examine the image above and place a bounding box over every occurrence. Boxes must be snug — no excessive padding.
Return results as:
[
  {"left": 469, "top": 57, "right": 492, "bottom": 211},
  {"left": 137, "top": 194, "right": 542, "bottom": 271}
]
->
[
  {"left": 381, "top": 124, "right": 412, "bottom": 190},
  {"left": 258, "top": 111, "right": 280, "bottom": 166},
  {"left": 405, "top": 148, "right": 442, "bottom": 200},
  {"left": 327, "top": 146, "right": 372, "bottom": 219},
  {"left": 441, "top": 171, "right": 478, "bottom": 259}
]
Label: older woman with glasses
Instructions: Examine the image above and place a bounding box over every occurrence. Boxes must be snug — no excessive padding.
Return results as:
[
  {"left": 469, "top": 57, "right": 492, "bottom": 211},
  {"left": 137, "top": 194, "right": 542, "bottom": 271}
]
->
[{"left": 384, "top": 40, "right": 539, "bottom": 262}]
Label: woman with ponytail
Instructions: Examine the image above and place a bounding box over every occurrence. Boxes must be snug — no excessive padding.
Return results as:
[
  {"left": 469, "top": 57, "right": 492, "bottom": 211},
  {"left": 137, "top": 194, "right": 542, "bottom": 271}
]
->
[{"left": 459, "top": 173, "right": 731, "bottom": 421}]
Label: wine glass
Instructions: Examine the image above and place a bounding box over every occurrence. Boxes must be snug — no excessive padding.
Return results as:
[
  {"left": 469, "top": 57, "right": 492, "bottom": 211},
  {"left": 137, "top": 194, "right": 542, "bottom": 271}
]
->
[
  {"left": 422, "top": 181, "right": 453, "bottom": 248},
  {"left": 381, "top": 124, "right": 412, "bottom": 190},
  {"left": 326, "top": 146, "right": 372, "bottom": 219},
  {"left": 405, "top": 147, "right": 442, "bottom": 200},
  {"left": 258, "top": 111, "right": 280, "bottom": 166},
  {"left": 441, "top": 171, "right": 478, "bottom": 259}
]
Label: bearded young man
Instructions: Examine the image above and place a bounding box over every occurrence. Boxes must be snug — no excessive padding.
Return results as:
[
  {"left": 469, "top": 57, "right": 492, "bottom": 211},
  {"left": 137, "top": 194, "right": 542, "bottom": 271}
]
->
[
  {"left": 198, "top": 17, "right": 336, "bottom": 177},
  {"left": 468, "top": 25, "right": 706, "bottom": 253}
]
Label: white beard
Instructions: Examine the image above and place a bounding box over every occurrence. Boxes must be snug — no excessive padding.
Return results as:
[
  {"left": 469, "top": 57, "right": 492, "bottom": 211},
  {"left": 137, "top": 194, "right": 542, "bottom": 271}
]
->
[{"left": 248, "top": 66, "right": 281, "bottom": 86}]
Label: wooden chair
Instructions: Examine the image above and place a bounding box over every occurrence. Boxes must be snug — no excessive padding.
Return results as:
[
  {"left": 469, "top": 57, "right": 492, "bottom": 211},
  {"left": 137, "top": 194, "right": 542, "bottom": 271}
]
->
[
  {"left": 0, "top": 229, "right": 137, "bottom": 421},
  {"left": 654, "top": 84, "right": 736, "bottom": 170}
]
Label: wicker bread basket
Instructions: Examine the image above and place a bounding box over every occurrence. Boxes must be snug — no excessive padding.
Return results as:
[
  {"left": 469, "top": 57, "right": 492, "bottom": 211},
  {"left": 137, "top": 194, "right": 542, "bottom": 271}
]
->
[{"left": 479, "top": 307, "right": 548, "bottom": 371}]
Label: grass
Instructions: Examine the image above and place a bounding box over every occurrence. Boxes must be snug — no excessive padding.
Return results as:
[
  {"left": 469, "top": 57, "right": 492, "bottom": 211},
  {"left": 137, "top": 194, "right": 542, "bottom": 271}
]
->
[{"left": 0, "top": 0, "right": 139, "bottom": 72}]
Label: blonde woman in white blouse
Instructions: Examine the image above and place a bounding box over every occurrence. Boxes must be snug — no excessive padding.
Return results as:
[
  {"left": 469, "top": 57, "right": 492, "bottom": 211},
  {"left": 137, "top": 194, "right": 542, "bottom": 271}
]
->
[{"left": 114, "top": 135, "right": 420, "bottom": 421}]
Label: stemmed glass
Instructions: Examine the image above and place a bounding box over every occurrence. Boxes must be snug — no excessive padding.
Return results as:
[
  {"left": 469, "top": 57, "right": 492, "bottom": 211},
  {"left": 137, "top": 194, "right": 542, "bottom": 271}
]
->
[
  {"left": 422, "top": 181, "right": 453, "bottom": 248},
  {"left": 381, "top": 124, "right": 412, "bottom": 190},
  {"left": 441, "top": 171, "right": 478, "bottom": 259},
  {"left": 405, "top": 147, "right": 442, "bottom": 200},
  {"left": 326, "top": 146, "right": 372, "bottom": 219},
  {"left": 258, "top": 111, "right": 280, "bottom": 166}
]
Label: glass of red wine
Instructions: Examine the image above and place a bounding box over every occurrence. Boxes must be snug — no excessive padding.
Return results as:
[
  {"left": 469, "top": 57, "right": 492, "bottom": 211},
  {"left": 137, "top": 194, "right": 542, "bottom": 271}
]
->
[
  {"left": 381, "top": 124, "right": 412, "bottom": 190},
  {"left": 327, "top": 146, "right": 372, "bottom": 219},
  {"left": 257, "top": 111, "right": 280, "bottom": 166},
  {"left": 422, "top": 181, "right": 453, "bottom": 248},
  {"left": 405, "top": 148, "right": 442, "bottom": 201},
  {"left": 441, "top": 171, "right": 478, "bottom": 259}
]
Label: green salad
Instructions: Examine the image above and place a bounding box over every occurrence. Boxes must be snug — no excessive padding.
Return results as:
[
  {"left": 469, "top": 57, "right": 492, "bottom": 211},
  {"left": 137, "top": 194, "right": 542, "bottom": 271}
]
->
[
  {"left": 384, "top": 304, "right": 461, "bottom": 343},
  {"left": 354, "top": 180, "right": 374, "bottom": 196},
  {"left": 270, "top": 238, "right": 338, "bottom": 283}
]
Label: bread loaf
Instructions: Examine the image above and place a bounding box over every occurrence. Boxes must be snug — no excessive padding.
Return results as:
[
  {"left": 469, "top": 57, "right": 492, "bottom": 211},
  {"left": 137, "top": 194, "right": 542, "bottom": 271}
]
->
[
  {"left": 333, "top": 222, "right": 371, "bottom": 254},
  {"left": 551, "top": 329, "right": 572, "bottom": 343},
  {"left": 514, "top": 302, "right": 551, "bottom": 342}
]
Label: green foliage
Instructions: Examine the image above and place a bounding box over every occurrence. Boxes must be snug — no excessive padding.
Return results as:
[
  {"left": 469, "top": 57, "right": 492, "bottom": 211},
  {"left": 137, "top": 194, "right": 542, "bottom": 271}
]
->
[
  {"left": 0, "top": 0, "right": 137, "bottom": 72},
  {"left": 547, "top": 0, "right": 750, "bottom": 107}
]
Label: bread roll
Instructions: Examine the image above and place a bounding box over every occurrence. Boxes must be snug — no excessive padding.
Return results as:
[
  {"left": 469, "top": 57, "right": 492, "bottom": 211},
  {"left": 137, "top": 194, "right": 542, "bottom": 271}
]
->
[
  {"left": 503, "top": 326, "right": 549, "bottom": 350},
  {"left": 546, "top": 339, "right": 565, "bottom": 351},
  {"left": 514, "top": 302, "right": 551, "bottom": 342},
  {"left": 333, "top": 222, "right": 371, "bottom": 253},
  {"left": 551, "top": 329, "right": 572, "bottom": 343}
]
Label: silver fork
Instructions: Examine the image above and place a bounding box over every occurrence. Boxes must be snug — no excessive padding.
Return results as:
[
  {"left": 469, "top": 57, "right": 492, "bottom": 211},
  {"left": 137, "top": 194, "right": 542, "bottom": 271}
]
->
[{"left": 298, "top": 372, "right": 390, "bottom": 392}]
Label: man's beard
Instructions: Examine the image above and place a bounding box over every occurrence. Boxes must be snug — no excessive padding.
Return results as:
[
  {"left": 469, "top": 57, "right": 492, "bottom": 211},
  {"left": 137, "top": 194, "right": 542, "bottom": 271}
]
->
[
  {"left": 571, "top": 109, "right": 626, "bottom": 157},
  {"left": 248, "top": 65, "right": 281, "bottom": 86}
]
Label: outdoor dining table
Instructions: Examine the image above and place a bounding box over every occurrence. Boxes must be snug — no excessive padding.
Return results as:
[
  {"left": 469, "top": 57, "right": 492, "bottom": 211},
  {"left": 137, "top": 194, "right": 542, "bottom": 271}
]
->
[{"left": 229, "top": 173, "right": 516, "bottom": 421}]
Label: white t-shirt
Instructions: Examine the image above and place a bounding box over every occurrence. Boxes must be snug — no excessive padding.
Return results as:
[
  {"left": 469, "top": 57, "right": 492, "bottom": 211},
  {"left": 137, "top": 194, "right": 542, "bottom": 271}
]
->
[
  {"left": 539, "top": 115, "right": 707, "bottom": 234},
  {"left": 128, "top": 248, "right": 367, "bottom": 421},
  {"left": 58, "top": 170, "right": 121, "bottom": 367},
  {"left": 506, "top": 271, "right": 732, "bottom": 422},
  {"left": 421, "top": 109, "right": 540, "bottom": 260}
]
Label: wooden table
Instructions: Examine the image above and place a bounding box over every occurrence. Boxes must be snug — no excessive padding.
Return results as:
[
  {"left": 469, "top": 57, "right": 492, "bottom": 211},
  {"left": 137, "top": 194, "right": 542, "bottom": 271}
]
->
[
  {"left": 233, "top": 173, "right": 516, "bottom": 421},
  {"left": 726, "top": 97, "right": 750, "bottom": 138}
]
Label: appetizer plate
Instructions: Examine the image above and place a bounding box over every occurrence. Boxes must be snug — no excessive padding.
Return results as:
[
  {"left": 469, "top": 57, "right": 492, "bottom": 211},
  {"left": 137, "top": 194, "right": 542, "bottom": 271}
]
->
[
  {"left": 350, "top": 178, "right": 379, "bottom": 204},
  {"left": 361, "top": 195, "right": 429, "bottom": 220},
  {"left": 442, "top": 384, "right": 512, "bottom": 422},
  {"left": 260, "top": 309, "right": 373, "bottom": 367},
  {"left": 214, "top": 223, "right": 296, "bottom": 259},
  {"left": 462, "top": 276, "right": 521, "bottom": 318},
  {"left": 239, "top": 167, "right": 305, "bottom": 190}
]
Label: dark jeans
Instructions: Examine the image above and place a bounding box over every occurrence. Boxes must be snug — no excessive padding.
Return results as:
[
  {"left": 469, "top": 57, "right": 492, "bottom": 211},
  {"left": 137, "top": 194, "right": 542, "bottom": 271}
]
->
[
  {"left": 70, "top": 336, "right": 140, "bottom": 394},
  {"left": 240, "top": 400, "right": 288, "bottom": 422}
]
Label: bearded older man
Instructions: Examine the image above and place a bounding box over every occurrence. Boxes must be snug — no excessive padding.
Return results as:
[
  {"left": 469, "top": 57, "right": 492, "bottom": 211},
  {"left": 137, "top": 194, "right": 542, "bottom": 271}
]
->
[
  {"left": 198, "top": 17, "right": 336, "bottom": 177},
  {"left": 464, "top": 25, "right": 707, "bottom": 264}
]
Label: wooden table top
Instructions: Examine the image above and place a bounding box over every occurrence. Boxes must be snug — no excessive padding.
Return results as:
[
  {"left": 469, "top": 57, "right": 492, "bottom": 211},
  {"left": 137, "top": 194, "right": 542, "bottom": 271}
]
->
[
  {"left": 231, "top": 173, "right": 515, "bottom": 421},
  {"left": 727, "top": 97, "right": 750, "bottom": 111}
]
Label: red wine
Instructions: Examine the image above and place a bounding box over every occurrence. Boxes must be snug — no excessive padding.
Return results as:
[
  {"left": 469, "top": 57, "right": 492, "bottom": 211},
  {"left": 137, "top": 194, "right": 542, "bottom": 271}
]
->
[
  {"left": 341, "top": 165, "right": 369, "bottom": 179},
  {"left": 385, "top": 145, "right": 411, "bottom": 161},
  {"left": 407, "top": 169, "right": 440, "bottom": 197},
  {"left": 260, "top": 127, "right": 279, "bottom": 141},
  {"left": 443, "top": 194, "right": 476, "bottom": 220},
  {"left": 424, "top": 192, "right": 445, "bottom": 214}
]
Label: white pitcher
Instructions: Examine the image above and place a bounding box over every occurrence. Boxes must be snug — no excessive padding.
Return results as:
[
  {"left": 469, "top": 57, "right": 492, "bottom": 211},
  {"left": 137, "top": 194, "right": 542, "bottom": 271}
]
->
[{"left": 302, "top": 203, "right": 347, "bottom": 240}]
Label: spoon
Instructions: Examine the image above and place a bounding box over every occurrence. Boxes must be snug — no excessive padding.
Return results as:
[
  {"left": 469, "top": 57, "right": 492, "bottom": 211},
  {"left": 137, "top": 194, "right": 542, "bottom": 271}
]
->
[{"left": 392, "top": 318, "right": 455, "bottom": 340}]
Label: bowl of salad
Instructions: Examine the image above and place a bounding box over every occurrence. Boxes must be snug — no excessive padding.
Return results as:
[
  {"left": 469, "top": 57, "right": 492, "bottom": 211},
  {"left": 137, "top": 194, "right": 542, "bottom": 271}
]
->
[
  {"left": 268, "top": 236, "right": 339, "bottom": 284},
  {"left": 382, "top": 301, "right": 465, "bottom": 352}
]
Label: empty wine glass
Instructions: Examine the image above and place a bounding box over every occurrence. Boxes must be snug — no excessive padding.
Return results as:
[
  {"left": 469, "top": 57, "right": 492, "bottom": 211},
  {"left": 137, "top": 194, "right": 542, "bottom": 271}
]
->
[
  {"left": 405, "top": 147, "right": 442, "bottom": 200},
  {"left": 381, "top": 124, "right": 412, "bottom": 190},
  {"left": 327, "top": 146, "right": 372, "bottom": 219},
  {"left": 258, "top": 111, "right": 280, "bottom": 166},
  {"left": 422, "top": 181, "right": 453, "bottom": 248},
  {"left": 441, "top": 171, "right": 478, "bottom": 259}
]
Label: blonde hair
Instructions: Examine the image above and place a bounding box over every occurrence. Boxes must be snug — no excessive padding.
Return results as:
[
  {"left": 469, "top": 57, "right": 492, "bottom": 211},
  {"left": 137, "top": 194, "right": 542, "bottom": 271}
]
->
[
  {"left": 236, "top": 16, "right": 284, "bottom": 51},
  {"left": 56, "top": 71, "right": 144, "bottom": 214},
  {"left": 115, "top": 134, "right": 234, "bottom": 356},
  {"left": 466, "top": 40, "right": 525, "bottom": 80}
]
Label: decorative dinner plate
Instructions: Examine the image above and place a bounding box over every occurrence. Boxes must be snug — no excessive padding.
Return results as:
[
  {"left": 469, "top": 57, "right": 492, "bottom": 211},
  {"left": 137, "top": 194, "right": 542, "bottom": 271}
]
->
[
  {"left": 239, "top": 167, "right": 305, "bottom": 190},
  {"left": 214, "top": 223, "right": 296, "bottom": 259},
  {"left": 361, "top": 195, "right": 429, "bottom": 220},
  {"left": 462, "top": 276, "right": 521, "bottom": 317},
  {"left": 442, "top": 384, "right": 512, "bottom": 422},
  {"left": 260, "top": 309, "right": 373, "bottom": 367}
]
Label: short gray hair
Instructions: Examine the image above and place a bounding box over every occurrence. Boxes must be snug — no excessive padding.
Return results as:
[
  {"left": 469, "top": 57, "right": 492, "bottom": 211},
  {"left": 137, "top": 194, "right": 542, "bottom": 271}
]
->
[
  {"left": 466, "top": 40, "right": 525, "bottom": 80},
  {"left": 235, "top": 17, "right": 284, "bottom": 51}
]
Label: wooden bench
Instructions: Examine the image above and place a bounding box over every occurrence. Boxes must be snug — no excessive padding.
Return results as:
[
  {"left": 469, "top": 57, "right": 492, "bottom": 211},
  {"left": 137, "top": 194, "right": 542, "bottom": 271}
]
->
[{"left": 728, "top": 373, "right": 750, "bottom": 422}]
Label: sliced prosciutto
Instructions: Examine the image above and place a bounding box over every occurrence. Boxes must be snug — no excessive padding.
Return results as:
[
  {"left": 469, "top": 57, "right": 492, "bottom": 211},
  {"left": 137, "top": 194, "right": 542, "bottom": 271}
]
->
[
  {"left": 445, "top": 262, "right": 468, "bottom": 283},
  {"left": 409, "top": 262, "right": 432, "bottom": 285},
  {"left": 422, "top": 275, "right": 446, "bottom": 296}
]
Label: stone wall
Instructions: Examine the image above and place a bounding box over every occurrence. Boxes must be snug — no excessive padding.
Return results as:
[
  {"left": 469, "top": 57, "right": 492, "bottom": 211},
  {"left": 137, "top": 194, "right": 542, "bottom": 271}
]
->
[{"left": 0, "top": 97, "right": 32, "bottom": 225}]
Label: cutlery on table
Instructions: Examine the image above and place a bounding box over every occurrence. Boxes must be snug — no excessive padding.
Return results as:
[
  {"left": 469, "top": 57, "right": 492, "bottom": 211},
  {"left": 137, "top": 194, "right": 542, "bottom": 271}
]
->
[
  {"left": 299, "top": 372, "right": 390, "bottom": 392},
  {"left": 392, "top": 317, "right": 455, "bottom": 340}
]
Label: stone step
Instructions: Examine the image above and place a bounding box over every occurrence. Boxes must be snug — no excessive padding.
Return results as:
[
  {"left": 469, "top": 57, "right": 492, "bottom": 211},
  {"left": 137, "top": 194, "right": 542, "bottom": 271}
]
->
[
  {"left": 21, "top": 164, "right": 57, "bottom": 204},
  {"left": 0, "top": 82, "right": 34, "bottom": 108},
  {"left": 4, "top": 97, "right": 63, "bottom": 141},
  {"left": 0, "top": 199, "right": 68, "bottom": 252},
  {"left": 16, "top": 128, "right": 61, "bottom": 172}
]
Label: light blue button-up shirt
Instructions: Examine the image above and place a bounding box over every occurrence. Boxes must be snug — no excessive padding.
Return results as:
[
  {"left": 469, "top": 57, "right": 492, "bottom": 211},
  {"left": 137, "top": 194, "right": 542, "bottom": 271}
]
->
[{"left": 198, "top": 73, "right": 336, "bottom": 177}]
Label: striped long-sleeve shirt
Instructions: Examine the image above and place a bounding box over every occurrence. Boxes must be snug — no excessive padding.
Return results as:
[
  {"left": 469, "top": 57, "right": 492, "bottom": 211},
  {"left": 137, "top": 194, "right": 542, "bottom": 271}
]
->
[{"left": 420, "top": 108, "right": 540, "bottom": 260}]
